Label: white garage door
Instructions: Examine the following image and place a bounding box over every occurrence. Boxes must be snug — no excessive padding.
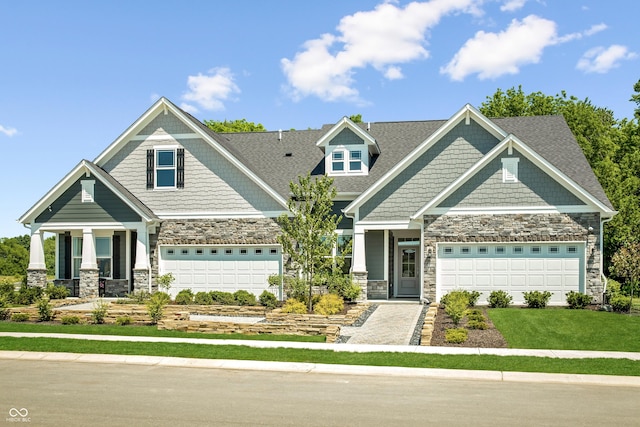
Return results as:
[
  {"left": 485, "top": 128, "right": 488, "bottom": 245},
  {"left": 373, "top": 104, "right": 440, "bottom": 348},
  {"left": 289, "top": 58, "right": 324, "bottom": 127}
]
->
[
  {"left": 159, "top": 245, "right": 282, "bottom": 298},
  {"left": 437, "top": 243, "right": 584, "bottom": 305}
]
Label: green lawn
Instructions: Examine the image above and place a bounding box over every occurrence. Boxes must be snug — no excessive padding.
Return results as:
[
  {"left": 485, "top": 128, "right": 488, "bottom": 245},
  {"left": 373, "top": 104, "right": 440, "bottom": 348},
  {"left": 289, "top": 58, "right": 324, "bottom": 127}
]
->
[
  {"left": 1, "top": 336, "right": 640, "bottom": 376},
  {"left": 0, "top": 322, "right": 325, "bottom": 343},
  {"left": 488, "top": 308, "right": 640, "bottom": 351}
]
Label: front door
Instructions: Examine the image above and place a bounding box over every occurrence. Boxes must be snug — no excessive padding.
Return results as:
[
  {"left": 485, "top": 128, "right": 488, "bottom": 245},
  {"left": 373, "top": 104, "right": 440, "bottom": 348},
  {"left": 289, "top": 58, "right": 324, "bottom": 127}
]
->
[{"left": 397, "top": 244, "right": 420, "bottom": 297}]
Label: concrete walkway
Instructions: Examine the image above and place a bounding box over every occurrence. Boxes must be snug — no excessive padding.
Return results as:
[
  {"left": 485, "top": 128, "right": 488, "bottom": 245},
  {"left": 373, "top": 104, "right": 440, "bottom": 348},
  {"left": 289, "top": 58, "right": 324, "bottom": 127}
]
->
[{"left": 341, "top": 303, "right": 423, "bottom": 345}]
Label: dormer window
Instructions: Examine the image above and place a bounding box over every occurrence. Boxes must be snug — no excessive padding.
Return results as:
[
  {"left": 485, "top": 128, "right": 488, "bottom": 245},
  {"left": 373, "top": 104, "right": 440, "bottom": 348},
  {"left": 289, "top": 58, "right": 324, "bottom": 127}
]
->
[
  {"left": 328, "top": 148, "right": 367, "bottom": 175},
  {"left": 332, "top": 151, "right": 345, "bottom": 172},
  {"left": 349, "top": 150, "right": 362, "bottom": 171}
]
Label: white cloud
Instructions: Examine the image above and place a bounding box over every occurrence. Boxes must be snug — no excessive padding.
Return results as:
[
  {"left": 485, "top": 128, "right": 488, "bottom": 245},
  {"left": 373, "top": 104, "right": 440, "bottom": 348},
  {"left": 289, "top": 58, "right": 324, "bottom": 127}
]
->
[
  {"left": 0, "top": 125, "right": 17, "bottom": 137},
  {"left": 281, "top": 0, "right": 481, "bottom": 103},
  {"left": 500, "top": 0, "right": 527, "bottom": 12},
  {"left": 441, "top": 15, "right": 558, "bottom": 81},
  {"left": 181, "top": 67, "right": 240, "bottom": 113},
  {"left": 577, "top": 45, "right": 638, "bottom": 74},
  {"left": 556, "top": 22, "right": 607, "bottom": 43}
]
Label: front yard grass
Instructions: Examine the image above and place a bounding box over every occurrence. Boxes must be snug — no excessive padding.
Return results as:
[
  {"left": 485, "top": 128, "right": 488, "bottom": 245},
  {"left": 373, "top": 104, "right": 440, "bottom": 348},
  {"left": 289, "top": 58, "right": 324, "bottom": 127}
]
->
[
  {"left": 488, "top": 308, "right": 640, "bottom": 352},
  {"left": 0, "top": 322, "right": 326, "bottom": 343}
]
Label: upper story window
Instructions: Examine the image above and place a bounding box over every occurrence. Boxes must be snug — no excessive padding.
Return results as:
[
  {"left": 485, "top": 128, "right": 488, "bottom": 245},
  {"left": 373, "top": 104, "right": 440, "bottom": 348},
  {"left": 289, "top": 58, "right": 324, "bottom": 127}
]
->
[
  {"left": 147, "top": 147, "right": 184, "bottom": 190},
  {"left": 328, "top": 147, "right": 367, "bottom": 176}
]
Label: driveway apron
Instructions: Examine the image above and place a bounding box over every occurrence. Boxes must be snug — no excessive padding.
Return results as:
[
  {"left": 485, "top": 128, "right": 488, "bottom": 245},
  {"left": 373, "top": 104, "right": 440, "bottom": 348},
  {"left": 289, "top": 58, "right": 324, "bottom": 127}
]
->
[{"left": 340, "top": 303, "right": 423, "bottom": 345}]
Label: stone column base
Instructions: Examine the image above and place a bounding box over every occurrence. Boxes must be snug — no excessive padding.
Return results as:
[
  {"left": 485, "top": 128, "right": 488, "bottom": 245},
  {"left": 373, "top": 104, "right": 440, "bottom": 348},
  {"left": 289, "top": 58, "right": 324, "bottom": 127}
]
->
[
  {"left": 79, "top": 269, "right": 99, "bottom": 299},
  {"left": 133, "top": 269, "right": 150, "bottom": 293},
  {"left": 352, "top": 271, "right": 368, "bottom": 302},
  {"left": 27, "top": 269, "right": 47, "bottom": 289}
]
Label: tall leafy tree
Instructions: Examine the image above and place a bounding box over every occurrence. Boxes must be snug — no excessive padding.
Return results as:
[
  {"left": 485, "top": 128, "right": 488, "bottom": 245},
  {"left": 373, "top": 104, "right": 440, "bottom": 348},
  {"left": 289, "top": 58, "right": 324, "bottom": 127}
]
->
[
  {"left": 204, "top": 119, "right": 266, "bottom": 133},
  {"left": 277, "top": 173, "right": 341, "bottom": 311},
  {"left": 0, "top": 237, "right": 29, "bottom": 277}
]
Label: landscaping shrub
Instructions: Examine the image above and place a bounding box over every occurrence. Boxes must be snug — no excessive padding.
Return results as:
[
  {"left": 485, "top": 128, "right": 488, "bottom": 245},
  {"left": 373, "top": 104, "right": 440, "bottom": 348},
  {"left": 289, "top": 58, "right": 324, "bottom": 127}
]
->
[
  {"left": 233, "top": 290, "right": 257, "bottom": 306},
  {"left": 14, "top": 285, "right": 43, "bottom": 305},
  {"left": 209, "top": 291, "right": 236, "bottom": 305},
  {"left": 281, "top": 299, "right": 307, "bottom": 314},
  {"left": 11, "top": 313, "right": 29, "bottom": 322},
  {"left": 444, "top": 292, "right": 469, "bottom": 325},
  {"left": 610, "top": 294, "right": 632, "bottom": 313},
  {"left": 156, "top": 272, "right": 175, "bottom": 293},
  {"left": 146, "top": 292, "right": 171, "bottom": 324},
  {"left": 45, "top": 284, "right": 69, "bottom": 300},
  {"left": 487, "top": 290, "right": 512, "bottom": 308},
  {"left": 566, "top": 291, "right": 592, "bottom": 309},
  {"left": 462, "top": 290, "right": 481, "bottom": 307},
  {"left": 36, "top": 297, "right": 53, "bottom": 322},
  {"left": 0, "top": 296, "right": 10, "bottom": 320},
  {"left": 60, "top": 315, "right": 81, "bottom": 325},
  {"left": 441, "top": 290, "right": 475, "bottom": 309},
  {"left": 445, "top": 327, "right": 468, "bottom": 343},
  {"left": 466, "top": 308, "right": 485, "bottom": 322},
  {"left": 0, "top": 281, "right": 16, "bottom": 303},
  {"left": 91, "top": 299, "right": 109, "bottom": 324},
  {"left": 259, "top": 290, "right": 278, "bottom": 309},
  {"left": 174, "top": 289, "right": 194, "bottom": 305},
  {"left": 467, "top": 319, "right": 488, "bottom": 330},
  {"left": 313, "top": 294, "right": 344, "bottom": 316},
  {"left": 283, "top": 277, "right": 308, "bottom": 304},
  {"left": 327, "top": 274, "right": 361, "bottom": 302},
  {"left": 126, "top": 290, "right": 151, "bottom": 304},
  {"left": 193, "top": 291, "right": 214, "bottom": 305},
  {"left": 523, "top": 291, "right": 553, "bottom": 308},
  {"left": 116, "top": 316, "right": 132, "bottom": 326}
]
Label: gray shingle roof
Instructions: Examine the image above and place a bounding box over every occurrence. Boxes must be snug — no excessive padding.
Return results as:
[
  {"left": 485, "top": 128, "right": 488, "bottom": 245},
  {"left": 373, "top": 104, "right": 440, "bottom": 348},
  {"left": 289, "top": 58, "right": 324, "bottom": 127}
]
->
[{"left": 170, "top": 97, "right": 613, "bottom": 211}]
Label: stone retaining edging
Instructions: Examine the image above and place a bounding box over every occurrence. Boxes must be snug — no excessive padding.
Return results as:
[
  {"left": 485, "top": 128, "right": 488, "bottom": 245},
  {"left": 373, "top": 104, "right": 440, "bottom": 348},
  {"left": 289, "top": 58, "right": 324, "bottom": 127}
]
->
[{"left": 420, "top": 303, "right": 439, "bottom": 345}]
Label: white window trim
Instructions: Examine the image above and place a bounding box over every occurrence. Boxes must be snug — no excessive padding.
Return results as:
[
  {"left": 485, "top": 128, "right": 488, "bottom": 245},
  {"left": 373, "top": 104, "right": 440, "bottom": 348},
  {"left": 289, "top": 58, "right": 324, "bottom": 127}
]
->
[
  {"left": 154, "top": 146, "right": 178, "bottom": 190},
  {"left": 327, "top": 146, "right": 368, "bottom": 176},
  {"left": 81, "top": 180, "right": 95, "bottom": 203},
  {"left": 502, "top": 157, "right": 519, "bottom": 183}
]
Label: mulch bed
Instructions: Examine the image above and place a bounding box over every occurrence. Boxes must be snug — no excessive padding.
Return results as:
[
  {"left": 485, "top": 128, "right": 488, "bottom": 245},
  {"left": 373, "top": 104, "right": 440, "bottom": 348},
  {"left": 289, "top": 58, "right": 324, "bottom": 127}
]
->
[{"left": 429, "top": 306, "right": 508, "bottom": 348}]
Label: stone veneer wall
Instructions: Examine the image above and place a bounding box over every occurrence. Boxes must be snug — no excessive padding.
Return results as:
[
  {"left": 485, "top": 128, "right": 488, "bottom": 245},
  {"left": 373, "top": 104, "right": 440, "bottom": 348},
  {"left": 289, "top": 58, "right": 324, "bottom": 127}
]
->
[
  {"left": 422, "top": 213, "right": 601, "bottom": 302},
  {"left": 149, "top": 218, "right": 284, "bottom": 290},
  {"left": 26, "top": 269, "right": 47, "bottom": 289},
  {"left": 79, "top": 269, "right": 99, "bottom": 298},
  {"left": 367, "top": 280, "right": 388, "bottom": 300}
]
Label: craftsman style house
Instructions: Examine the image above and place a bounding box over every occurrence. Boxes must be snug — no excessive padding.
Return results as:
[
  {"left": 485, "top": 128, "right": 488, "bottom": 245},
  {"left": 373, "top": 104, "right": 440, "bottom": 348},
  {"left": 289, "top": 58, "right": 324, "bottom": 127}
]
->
[{"left": 19, "top": 98, "right": 615, "bottom": 304}]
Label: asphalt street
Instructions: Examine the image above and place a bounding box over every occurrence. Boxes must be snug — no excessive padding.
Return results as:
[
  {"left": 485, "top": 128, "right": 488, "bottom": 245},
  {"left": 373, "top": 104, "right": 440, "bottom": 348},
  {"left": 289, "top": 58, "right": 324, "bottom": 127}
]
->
[{"left": 2, "top": 359, "right": 639, "bottom": 426}]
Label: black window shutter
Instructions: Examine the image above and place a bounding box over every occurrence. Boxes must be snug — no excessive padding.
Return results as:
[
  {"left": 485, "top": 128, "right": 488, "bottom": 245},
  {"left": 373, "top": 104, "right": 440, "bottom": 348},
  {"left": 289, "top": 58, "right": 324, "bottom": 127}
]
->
[
  {"left": 177, "top": 148, "right": 185, "bottom": 188},
  {"left": 146, "top": 149, "right": 154, "bottom": 189}
]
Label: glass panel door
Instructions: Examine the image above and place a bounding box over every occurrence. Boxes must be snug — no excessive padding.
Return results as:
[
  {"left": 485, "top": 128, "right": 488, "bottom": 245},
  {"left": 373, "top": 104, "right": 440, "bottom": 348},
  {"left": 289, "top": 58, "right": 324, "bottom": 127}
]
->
[{"left": 401, "top": 248, "right": 416, "bottom": 278}]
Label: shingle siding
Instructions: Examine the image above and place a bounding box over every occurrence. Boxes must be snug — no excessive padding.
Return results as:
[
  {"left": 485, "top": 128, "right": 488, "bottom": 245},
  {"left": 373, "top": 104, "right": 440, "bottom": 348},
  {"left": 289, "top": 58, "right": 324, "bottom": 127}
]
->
[
  {"left": 103, "top": 112, "right": 284, "bottom": 214},
  {"left": 365, "top": 230, "right": 384, "bottom": 280},
  {"left": 329, "top": 128, "right": 364, "bottom": 145},
  {"left": 360, "top": 120, "right": 499, "bottom": 220},
  {"left": 439, "top": 149, "right": 586, "bottom": 208}
]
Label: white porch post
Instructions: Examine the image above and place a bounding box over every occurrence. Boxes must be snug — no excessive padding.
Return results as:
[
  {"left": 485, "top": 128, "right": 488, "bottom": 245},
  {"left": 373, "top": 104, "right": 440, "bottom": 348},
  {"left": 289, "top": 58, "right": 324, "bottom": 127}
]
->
[
  {"left": 80, "top": 228, "right": 97, "bottom": 269},
  {"left": 351, "top": 231, "right": 367, "bottom": 273},
  {"left": 134, "top": 224, "right": 148, "bottom": 270},
  {"left": 28, "top": 228, "right": 46, "bottom": 270}
]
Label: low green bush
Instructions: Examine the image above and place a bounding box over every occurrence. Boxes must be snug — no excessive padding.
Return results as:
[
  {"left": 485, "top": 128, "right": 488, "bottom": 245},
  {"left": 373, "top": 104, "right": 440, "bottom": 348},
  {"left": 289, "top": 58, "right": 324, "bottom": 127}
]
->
[
  {"left": 193, "top": 292, "right": 214, "bottom": 305},
  {"left": 566, "top": 291, "right": 592, "bottom": 309},
  {"left": 467, "top": 319, "right": 488, "bottom": 330},
  {"left": 445, "top": 327, "right": 468, "bottom": 343},
  {"left": 0, "top": 281, "right": 16, "bottom": 303},
  {"left": 234, "top": 290, "right": 257, "bottom": 306},
  {"left": 313, "top": 294, "right": 344, "bottom": 316},
  {"left": 610, "top": 294, "right": 632, "bottom": 313},
  {"left": 60, "top": 315, "right": 81, "bottom": 325},
  {"left": 174, "top": 289, "right": 194, "bottom": 305},
  {"left": 11, "top": 313, "right": 29, "bottom": 322},
  {"left": 115, "top": 316, "right": 132, "bottom": 326},
  {"left": 209, "top": 291, "right": 236, "bottom": 305},
  {"left": 441, "top": 290, "right": 477, "bottom": 308},
  {"left": 91, "top": 299, "right": 109, "bottom": 324},
  {"left": 36, "top": 298, "right": 53, "bottom": 322},
  {"left": 444, "top": 292, "right": 469, "bottom": 325},
  {"left": 14, "top": 285, "right": 43, "bottom": 305},
  {"left": 45, "top": 284, "right": 69, "bottom": 300},
  {"left": 523, "top": 291, "right": 553, "bottom": 308},
  {"left": 146, "top": 292, "right": 171, "bottom": 324},
  {"left": 466, "top": 308, "right": 486, "bottom": 322},
  {"left": 126, "top": 290, "right": 151, "bottom": 304},
  {"left": 327, "top": 274, "right": 361, "bottom": 302},
  {"left": 281, "top": 299, "right": 307, "bottom": 314},
  {"left": 487, "top": 290, "right": 512, "bottom": 308},
  {"left": 0, "top": 296, "right": 9, "bottom": 320},
  {"left": 259, "top": 290, "right": 278, "bottom": 309}
]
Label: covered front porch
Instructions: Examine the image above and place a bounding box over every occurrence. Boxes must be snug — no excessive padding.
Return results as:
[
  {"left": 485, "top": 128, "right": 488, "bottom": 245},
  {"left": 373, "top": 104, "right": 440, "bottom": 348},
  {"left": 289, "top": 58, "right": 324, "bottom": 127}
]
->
[
  {"left": 351, "top": 222, "right": 427, "bottom": 302},
  {"left": 27, "top": 223, "right": 152, "bottom": 298}
]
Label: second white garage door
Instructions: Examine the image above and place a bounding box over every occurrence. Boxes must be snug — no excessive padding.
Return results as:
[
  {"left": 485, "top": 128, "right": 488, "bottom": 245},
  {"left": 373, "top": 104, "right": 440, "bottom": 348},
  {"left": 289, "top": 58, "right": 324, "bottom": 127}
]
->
[
  {"left": 437, "top": 242, "right": 585, "bottom": 305},
  {"left": 159, "top": 245, "right": 282, "bottom": 298}
]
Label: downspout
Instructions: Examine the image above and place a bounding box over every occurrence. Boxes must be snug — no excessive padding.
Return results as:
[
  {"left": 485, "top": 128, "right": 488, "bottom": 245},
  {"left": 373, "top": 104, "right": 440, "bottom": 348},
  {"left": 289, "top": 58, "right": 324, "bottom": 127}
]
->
[{"left": 600, "top": 216, "right": 614, "bottom": 303}]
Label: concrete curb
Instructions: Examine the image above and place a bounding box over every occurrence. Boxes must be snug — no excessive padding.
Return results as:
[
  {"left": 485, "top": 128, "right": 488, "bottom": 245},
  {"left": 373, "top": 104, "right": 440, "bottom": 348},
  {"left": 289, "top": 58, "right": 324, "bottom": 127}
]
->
[{"left": 1, "top": 350, "right": 639, "bottom": 387}]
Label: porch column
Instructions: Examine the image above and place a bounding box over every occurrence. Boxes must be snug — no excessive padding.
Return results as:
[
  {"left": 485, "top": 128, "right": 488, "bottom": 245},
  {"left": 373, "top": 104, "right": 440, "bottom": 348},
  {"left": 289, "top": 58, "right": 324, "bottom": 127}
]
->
[
  {"left": 79, "top": 227, "right": 99, "bottom": 298},
  {"left": 26, "top": 227, "right": 47, "bottom": 288},
  {"left": 133, "top": 224, "right": 150, "bottom": 293},
  {"left": 351, "top": 230, "right": 368, "bottom": 301}
]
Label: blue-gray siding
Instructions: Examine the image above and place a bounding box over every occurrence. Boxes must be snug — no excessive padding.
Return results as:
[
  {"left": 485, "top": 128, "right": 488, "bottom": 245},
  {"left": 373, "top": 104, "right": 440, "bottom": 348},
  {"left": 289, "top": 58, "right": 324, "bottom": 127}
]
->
[
  {"left": 35, "top": 177, "right": 141, "bottom": 223},
  {"left": 360, "top": 120, "right": 499, "bottom": 220},
  {"left": 329, "top": 128, "right": 364, "bottom": 145},
  {"left": 438, "top": 149, "right": 586, "bottom": 208},
  {"left": 365, "top": 230, "right": 385, "bottom": 280}
]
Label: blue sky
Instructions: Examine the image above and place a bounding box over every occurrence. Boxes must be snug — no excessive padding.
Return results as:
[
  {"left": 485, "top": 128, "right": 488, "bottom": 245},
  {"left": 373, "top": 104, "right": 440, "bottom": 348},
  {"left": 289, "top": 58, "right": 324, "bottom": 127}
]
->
[{"left": 1, "top": 0, "right": 638, "bottom": 238}]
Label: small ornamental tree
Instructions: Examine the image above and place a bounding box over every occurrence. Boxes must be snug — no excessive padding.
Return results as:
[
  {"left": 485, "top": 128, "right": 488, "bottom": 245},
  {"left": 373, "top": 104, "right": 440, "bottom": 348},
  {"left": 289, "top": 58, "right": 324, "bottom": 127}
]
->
[
  {"left": 610, "top": 242, "right": 640, "bottom": 310},
  {"left": 278, "top": 173, "right": 341, "bottom": 311}
]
